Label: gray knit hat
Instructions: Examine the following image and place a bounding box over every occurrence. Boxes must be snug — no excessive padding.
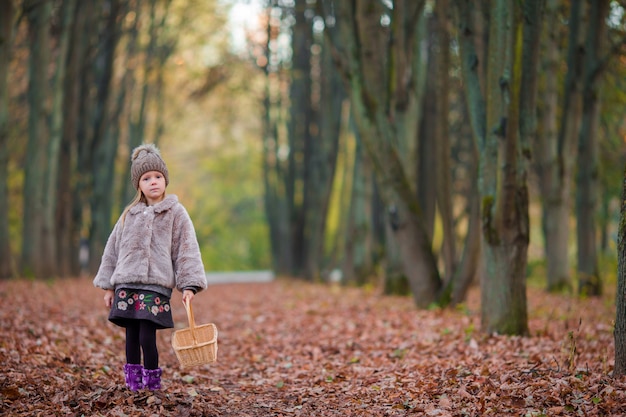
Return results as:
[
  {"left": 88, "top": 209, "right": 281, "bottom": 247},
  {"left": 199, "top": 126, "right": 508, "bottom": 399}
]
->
[{"left": 130, "top": 144, "right": 169, "bottom": 189}]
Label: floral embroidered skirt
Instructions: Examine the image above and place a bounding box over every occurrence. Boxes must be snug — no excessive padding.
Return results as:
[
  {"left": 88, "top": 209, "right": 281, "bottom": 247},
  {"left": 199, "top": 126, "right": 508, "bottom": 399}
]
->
[{"left": 109, "top": 288, "right": 174, "bottom": 329}]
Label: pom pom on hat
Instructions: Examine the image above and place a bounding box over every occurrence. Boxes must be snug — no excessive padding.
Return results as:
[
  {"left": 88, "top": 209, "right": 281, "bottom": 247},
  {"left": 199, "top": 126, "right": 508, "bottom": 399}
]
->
[{"left": 130, "top": 143, "right": 169, "bottom": 189}]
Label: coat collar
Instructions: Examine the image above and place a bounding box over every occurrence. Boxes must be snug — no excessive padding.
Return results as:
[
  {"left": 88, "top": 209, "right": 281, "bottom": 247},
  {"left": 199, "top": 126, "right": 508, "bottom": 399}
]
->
[{"left": 129, "top": 194, "right": 179, "bottom": 215}]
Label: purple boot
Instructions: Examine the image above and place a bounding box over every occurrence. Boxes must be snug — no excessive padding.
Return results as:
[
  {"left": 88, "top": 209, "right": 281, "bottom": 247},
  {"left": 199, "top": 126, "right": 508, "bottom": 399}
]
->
[
  {"left": 142, "top": 368, "right": 162, "bottom": 391},
  {"left": 124, "top": 364, "right": 144, "bottom": 391}
]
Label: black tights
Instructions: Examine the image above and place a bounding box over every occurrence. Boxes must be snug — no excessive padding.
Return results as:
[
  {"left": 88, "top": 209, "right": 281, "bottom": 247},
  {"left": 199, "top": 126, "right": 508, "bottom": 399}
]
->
[{"left": 125, "top": 320, "right": 159, "bottom": 370}]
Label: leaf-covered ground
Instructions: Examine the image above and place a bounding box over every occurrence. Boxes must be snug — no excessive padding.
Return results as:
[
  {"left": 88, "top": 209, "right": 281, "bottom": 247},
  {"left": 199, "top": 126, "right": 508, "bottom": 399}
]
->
[{"left": 1, "top": 277, "right": 624, "bottom": 416}]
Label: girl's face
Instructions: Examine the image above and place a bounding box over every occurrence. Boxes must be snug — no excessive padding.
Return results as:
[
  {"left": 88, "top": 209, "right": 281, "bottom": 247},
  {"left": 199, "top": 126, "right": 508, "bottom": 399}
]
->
[{"left": 139, "top": 170, "right": 166, "bottom": 205}]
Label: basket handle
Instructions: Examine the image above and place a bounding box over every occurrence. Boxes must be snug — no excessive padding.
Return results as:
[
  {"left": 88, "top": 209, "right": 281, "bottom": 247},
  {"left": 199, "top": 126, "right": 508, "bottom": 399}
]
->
[{"left": 183, "top": 298, "right": 198, "bottom": 345}]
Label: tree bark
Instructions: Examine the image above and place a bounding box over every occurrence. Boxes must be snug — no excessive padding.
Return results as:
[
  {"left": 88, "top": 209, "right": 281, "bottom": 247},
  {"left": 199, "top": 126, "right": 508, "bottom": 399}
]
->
[
  {"left": 60, "top": 0, "right": 92, "bottom": 277},
  {"left": 453, "top": 0, "right": 488, "bottom": 306},
  {"left": 417, "top": 20, "right": 438, "bottom": 244},
  {"left": 21, "top": 0, "right": 52, "bottom": 278},
  {"left": 537, "top": 0, "right": 583, "bottom": 292},
  {"left": 536, "top": 0, "right": 567, "bottom": 291},
  {"left": 343, "top": 127, "right": 376, "bottom": 285},
  {"left": 433, "top": 0, "right": 456, "bottom": 282},
  {"left": 576, "top": 0, "right": 609, "bottom": 296},
  {"left": 262, "top": 1, "right": 293, "bottom": 276},
  {"left": 73, "top": 0, "right": 99, "bottom": 275},
  {"left": 478, "top": 0, "right": 544, "bottom": 335},
  {"left": 43, "top": 0, "right": 76, "bottom": 278},
  {"left": 614, "top": 163, "right": 626, "bottom": 377},
  {"left": 0, "top": 0, "right": 15, "bottom": 279},
  {"left": 449, "top": 161, "right": 481, "bottom": 306},
  {"left": 303, "top": 34, "right": 342, "bottom": 281},
  {"left": 325, "top": 0, "right": 442, "bottom": 307},
  {"left": 88, "top": 0, "right": 123, "bottom": 273},
  {"left": 120, "top": 0, "right": 144, "bottom": 210},
  {"left": 285, "top": 0, "right": 312, "bottom": 278}
]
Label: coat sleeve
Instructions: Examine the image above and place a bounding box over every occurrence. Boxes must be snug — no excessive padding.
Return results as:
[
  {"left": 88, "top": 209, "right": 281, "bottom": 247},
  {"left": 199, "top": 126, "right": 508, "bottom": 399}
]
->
[
  {"left": 93, "top": 220, "right": 121, "bottom": 290},
  {"left": 172, "top": 205, "right": 208, "bottom": 292}
]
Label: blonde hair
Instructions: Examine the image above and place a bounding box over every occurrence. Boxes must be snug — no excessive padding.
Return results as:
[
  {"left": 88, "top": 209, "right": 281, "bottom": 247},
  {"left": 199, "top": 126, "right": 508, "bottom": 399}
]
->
[{"left": 119, "top": 189, "right": 148, "bottom": 228}]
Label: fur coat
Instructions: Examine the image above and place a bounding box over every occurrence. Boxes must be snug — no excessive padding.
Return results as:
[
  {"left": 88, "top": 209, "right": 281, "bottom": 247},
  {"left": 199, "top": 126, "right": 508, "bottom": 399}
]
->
[{"left": 93, "top": 195, "right": 207, "bottom": 293}]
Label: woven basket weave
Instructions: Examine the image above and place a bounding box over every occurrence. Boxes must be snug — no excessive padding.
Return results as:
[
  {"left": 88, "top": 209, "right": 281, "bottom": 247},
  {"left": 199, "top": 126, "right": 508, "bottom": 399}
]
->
[{"left": 171, "top": 299, "right": 218, "bottom": 368}]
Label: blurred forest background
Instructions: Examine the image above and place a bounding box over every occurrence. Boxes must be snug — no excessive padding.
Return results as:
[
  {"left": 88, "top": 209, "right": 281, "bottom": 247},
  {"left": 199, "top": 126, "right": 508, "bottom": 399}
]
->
[{"left": 2, "top": 0, "right": 626, "bottom": 335}]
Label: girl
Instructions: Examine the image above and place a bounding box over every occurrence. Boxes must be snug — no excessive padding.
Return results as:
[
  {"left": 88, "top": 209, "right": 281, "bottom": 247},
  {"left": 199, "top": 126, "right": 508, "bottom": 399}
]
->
[{"left": 94, "top": 143, "right": 207, "bottom": 391}]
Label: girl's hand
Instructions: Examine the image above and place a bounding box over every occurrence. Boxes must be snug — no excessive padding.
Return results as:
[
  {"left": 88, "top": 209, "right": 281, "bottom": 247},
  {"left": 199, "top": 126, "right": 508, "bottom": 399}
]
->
[
  {"left": 104, "top": 290, "right": 114, "bottom": 308},
  {"left": 182, "top": 289, "right": 194, "bottom": 304}
]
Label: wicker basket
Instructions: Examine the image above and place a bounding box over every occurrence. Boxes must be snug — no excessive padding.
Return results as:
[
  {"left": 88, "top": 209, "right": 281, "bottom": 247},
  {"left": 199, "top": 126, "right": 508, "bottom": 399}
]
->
[{"left": 171, "top": 299, "right": 218, "bottom": 368}]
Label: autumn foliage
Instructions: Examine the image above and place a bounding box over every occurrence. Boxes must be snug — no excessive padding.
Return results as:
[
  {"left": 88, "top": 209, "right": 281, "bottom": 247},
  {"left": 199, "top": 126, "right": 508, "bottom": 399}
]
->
[{"left": 1, "top": 277, "right": 624, "bottom": 416}]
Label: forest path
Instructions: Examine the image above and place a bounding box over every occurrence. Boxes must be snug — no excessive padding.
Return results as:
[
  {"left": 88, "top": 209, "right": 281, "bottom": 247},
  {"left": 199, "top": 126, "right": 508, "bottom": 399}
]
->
[
  {"left": 206, "top": 270, "right": 275, "bottom": 285},
  {"left": 0, "top": 277, "right": 624, "bottom": 416}
]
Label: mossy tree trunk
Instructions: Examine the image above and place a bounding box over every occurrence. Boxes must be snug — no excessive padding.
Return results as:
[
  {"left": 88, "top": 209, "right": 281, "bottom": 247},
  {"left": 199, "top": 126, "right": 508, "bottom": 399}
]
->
[{"left": 458, "top": 0, "right": 544, "bottom": 335}]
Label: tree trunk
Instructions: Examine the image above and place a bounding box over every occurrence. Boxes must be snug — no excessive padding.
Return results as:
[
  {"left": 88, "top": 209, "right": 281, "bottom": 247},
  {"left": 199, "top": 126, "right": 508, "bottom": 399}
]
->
[
  {"left": 614, "top": 163, "right": 626, "bottom": 377},
  {"left": 447, "top": 99, "right": 482, "bottom": 306},
  {"left": 146, "top": 0, "right": 171, "bottom": 145},
  {"left": 536, "top": 0, "right": 565, "bottom": 291},
  {"left": 59, "top": 0, "right": 92, "bottom": 277},
  {"left": 305, "top": 96, "right": 343, "bottom": 278},
  {"left": 262, "top": 1, "right": 292, "bottom": 276},
  {"left": 88, "top": 0, "right": 122, "bottom": 273},
  {"left": 450, "top": 167, "right": 481, "bottom": 306},
  {"left": 325, "top": 0, "right": 442, "bottom": 307},
  {"left": 453, "top": 0, "right": 489, "bottom": 306},
  {"left": 537, "top": 0, "right": 583, "bottom": 292},
  {"left": 0, "top": 0, "right": 15, "bottom": 279},
  {"left": 43, "top": 0, "right": 76, "bottom": 278},
  {"left": 74, "top": 0, "right": 99, "bottom": 276},
  {"left": 576, "top": 0, "right": 608, "bottom": 296},
  {"left": 21, "top": 0, "right": 52, "bottom": 278},
  {"left": 341, "top": 125, "right": 359, "bottom": 286},
  {"left": 150, "top": 1, "right": 174, "bottom": 151},
  {"left": 479, "top": 0, "right": 543, "bottom": 335},
  {"left": 120, "top": 0, "right": 143, "bottom": 210},
  {"left": 433, "top": 0, "right": 456, "bottom": 282},
  {"left": 285, "top": 0, "right": 312, "bottom": 278},
  {"left": 302, "top": 33, "right": 342, "bottom": 281},
  {"left": 391, "top": 0, "right": 427, "bottom": 189},
  {"left": 389, "top": 1, "right": 430, "bottom": 295},
  {"left": 417, "top": 23, "right": 438, "bottom": 244},
  {"left": 599, "top": 172, "right": 611, "bottom": 252},
  {"left": 343, "top": 129, "right": 374, "bottom": 285}
]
